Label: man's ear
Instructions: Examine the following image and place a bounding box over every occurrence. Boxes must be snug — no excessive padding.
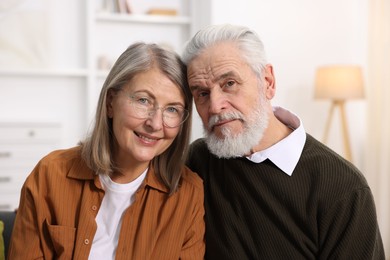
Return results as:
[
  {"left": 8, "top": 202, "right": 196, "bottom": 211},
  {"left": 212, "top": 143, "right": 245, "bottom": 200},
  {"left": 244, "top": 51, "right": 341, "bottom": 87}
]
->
[
  {"left": 264, "top": 64, "right": 276, "bottom": 99},
  {"left": 106, "top": 89, "right": 114, "bottom": 118}
]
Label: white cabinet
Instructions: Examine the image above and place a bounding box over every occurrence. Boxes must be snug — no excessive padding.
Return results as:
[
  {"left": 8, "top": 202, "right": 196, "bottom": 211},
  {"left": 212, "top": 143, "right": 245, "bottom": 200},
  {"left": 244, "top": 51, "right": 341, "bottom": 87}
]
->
[{"left": 0, "top": 123, "right": 61, "bottom": 211}]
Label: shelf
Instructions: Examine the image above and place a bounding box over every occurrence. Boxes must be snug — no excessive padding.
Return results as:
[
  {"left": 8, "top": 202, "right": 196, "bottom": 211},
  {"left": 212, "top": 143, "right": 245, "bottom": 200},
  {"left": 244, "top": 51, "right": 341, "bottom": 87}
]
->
[
  {"left": 95, "top": 12, "right": 191, "bottom": 25},
  {"left": 0, "top": 68, "right": 88, "bottom": 78}
]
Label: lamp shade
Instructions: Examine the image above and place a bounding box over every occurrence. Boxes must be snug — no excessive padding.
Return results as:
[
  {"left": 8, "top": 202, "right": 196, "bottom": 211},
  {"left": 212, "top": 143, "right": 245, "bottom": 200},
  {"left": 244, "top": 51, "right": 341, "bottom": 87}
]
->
[{"left": 314, "top": 65, "right": 365, "bottom": 100}]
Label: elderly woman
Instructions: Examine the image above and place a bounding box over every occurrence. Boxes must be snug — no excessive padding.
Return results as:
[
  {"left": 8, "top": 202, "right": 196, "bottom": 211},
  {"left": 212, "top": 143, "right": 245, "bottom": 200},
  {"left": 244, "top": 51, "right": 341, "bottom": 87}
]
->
[{"left": 8, "top": 42, "right": 205, "bottom": 260}]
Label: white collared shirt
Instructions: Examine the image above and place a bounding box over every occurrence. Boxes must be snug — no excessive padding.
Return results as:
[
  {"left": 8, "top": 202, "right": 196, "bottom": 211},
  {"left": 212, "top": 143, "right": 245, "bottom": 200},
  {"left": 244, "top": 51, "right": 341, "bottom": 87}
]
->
[{"left": 245, "top": 106, "right": 306, "bottom": 176}]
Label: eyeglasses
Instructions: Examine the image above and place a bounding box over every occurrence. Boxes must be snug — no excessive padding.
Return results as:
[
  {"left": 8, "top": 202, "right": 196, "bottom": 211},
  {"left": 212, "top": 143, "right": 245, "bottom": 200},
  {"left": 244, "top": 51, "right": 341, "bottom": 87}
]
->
[{"left": 126, "top": 93, "right": 189, "bottom": 128}]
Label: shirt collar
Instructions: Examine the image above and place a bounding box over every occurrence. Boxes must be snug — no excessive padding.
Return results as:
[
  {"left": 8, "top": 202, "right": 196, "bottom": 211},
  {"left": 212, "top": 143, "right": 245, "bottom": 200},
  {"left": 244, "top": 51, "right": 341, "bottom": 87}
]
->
[
  {"left": 142, "top": 165, "right": 170, "bottom": 193},
  {"left": 245, "top": 106, "right": 306, "bottom": 176},
  {"left": 67, "top": 147, "right": 95, "bottom": 180},
  {"left": 66, "top": 148, "right": 169, "bottom": 193}
]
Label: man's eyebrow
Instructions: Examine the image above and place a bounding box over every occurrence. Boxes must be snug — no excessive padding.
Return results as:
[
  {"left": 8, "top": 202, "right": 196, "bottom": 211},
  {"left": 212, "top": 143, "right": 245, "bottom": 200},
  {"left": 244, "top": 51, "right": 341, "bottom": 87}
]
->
[
  {"left": 189, "top": 85, "right": 200, "bottom": 92},
  {"left": 189, "top": 71, "right": 238, "bottom": 92},
  {"left": 215, "top": 71, "right": 238, "bottom": 83}
]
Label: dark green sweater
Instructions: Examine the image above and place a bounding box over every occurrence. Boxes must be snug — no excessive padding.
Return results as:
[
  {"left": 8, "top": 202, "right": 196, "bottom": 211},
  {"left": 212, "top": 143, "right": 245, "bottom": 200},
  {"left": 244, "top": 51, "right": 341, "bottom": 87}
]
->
[{"left": 187, "top": 134, "right": 384, "bottom": 260}]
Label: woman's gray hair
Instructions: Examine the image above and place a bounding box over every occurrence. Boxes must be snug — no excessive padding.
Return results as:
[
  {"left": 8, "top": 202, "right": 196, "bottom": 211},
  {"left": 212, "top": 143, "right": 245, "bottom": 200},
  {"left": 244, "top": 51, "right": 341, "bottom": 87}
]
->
[
  {"left": 182, "top": 24, "right": 268, "bottom": 78},
  {"left": 80, "top": 42, "right": 192, "bottom": 194}
]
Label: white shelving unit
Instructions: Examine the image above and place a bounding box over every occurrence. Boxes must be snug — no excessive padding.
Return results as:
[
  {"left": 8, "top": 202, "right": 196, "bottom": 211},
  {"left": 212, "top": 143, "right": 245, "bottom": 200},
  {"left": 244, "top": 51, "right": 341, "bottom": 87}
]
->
[
  {"left": 85, "top": 0, "right": 198, "bottom": 123},
  {"left": 0, "top": 0, "right": 205, "bottom": 142},
  {"left": 95, "top": 13, "right": 191, "bottom": 24},
  {"left": 0, "top": 0, "right": 207, "bottom": 210}
]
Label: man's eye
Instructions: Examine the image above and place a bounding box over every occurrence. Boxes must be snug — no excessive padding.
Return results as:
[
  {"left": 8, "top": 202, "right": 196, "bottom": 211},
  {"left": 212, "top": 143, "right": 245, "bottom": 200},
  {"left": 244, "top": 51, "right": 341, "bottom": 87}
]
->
[
  {"left": 224, "top": 80, "right": 235, "bottom": 88},
  {"left": 198, "top": 91, "right": 209, "bottom": 98}
]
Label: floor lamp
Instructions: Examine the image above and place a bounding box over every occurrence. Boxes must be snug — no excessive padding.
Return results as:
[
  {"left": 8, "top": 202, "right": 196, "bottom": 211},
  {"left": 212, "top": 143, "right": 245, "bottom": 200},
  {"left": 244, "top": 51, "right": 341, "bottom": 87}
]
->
[{"left": 314, "top": 65, "right": 365, "bottom": 162}]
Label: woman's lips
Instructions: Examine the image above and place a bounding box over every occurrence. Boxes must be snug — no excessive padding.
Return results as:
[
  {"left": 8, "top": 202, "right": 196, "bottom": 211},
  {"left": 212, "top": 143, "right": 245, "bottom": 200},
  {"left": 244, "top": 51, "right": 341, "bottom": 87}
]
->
[{"left": 135, "top": 131, "right": 160, "bottom": 144}]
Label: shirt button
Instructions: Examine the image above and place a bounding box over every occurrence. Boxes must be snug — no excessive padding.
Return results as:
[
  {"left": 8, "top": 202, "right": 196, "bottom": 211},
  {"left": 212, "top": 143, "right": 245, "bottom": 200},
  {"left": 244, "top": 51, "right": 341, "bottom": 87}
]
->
[
  {"left": 84, "top": 239, "right": 90, "bottom": 245},
  {"left": 92, "top": 205, "right": 98, "bottom": 211}
]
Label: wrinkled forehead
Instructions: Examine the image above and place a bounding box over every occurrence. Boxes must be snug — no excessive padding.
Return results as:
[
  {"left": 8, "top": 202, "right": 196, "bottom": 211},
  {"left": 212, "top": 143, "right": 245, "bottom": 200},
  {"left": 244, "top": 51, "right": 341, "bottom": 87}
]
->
[{"left": 187, "top": 43, "right": 248, "bottom": 83}]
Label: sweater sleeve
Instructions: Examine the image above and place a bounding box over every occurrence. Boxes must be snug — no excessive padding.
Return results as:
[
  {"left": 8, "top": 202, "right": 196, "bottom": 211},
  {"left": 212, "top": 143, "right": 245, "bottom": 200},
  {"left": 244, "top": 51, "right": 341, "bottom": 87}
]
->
[{"left": 318, "top": 187, "right": 384, "bottom": 260}]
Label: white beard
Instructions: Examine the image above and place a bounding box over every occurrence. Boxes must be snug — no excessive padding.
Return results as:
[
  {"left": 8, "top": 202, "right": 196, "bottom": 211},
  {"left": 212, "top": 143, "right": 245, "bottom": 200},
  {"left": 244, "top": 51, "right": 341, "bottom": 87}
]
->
[{"left": 204, "top": 95, "right": 269, "bottom": 158}]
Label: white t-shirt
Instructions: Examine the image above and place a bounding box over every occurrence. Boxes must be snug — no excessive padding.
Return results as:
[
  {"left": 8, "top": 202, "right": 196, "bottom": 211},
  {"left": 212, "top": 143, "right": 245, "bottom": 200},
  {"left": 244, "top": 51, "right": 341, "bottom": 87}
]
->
[{"left": 88, "top": 170, "right": 147, "bottom": 259}]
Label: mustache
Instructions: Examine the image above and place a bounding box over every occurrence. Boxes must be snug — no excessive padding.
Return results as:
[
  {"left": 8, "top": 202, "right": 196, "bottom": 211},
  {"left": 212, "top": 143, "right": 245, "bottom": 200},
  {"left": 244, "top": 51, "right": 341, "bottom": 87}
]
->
[{"left": 208, "top": 110, "right": 245, "bottom": 129}]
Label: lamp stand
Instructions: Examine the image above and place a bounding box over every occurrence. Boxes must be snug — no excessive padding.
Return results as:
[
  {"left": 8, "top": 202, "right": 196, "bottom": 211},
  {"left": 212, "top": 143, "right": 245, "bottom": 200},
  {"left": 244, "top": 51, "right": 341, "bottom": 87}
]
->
[{"left": 322, "top": 100, "right": 352, "bottom": 162}]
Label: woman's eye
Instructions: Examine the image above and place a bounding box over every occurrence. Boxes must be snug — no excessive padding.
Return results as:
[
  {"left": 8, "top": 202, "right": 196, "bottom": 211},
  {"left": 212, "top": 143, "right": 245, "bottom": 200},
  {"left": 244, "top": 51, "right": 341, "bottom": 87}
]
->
[
  {"left": 136, "top": 97, "right": 151, "bottom": 106},
  {"left": 165, "top": 106, "right": 180, "bottom": 114},
  {"left": 138, "top": 97, "right": 147, "bottom": 103}
]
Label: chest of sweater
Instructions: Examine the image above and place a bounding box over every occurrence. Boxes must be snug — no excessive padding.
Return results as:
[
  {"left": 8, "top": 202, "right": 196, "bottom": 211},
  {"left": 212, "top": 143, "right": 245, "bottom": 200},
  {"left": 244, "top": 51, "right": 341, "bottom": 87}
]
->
[{"left": 202, "top": 158, "right": 322, "bottom": 259}]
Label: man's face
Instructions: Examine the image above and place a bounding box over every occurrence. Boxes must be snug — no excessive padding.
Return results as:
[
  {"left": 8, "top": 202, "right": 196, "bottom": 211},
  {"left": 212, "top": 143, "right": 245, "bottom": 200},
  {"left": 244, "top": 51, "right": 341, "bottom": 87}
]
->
[{"left": 187, "top": 42, "right": 274, "bottom": 157}]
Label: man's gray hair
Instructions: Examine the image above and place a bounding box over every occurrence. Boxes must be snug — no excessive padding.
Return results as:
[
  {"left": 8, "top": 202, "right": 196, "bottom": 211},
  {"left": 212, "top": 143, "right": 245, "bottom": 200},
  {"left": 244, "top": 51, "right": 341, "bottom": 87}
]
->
[{"left": 182, "top": 24, "right": 268, "bottom": 78}]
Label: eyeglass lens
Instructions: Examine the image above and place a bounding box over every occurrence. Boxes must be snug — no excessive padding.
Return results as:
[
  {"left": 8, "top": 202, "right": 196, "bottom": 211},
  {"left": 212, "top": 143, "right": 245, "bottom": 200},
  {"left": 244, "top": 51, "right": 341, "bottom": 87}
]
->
[{"left": 128, "top": 94, "right": 188, "bottom": 127}]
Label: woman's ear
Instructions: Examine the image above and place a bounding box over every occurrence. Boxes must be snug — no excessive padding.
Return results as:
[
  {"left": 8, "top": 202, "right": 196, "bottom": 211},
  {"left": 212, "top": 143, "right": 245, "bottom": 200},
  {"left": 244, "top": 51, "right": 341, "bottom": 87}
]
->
[
  {"left": 106, "top": 89, "right": 115, "bottom": 118},
  {"left": 264, "top": 64, "right": 276, "bottom": 99}
]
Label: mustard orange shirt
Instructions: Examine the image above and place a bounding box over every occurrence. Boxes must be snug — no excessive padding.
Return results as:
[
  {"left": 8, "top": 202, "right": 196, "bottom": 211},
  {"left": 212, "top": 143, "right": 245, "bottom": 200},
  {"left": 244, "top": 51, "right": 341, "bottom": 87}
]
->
[{"left": 8, "top": 146, "right": 205, "bottom": 259}]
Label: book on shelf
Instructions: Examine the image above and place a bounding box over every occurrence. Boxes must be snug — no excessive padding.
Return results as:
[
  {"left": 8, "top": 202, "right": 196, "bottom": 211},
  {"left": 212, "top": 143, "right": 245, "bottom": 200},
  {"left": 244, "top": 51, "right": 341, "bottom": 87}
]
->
[
  {"left": 146, "top": 8, "right": 177, "bottom": 16},
  {"left": 117, "top": 0, "right": 132, "bottom": 14},
  {"left": 102, "top": 0, "right": 132, "bottom": 14}
]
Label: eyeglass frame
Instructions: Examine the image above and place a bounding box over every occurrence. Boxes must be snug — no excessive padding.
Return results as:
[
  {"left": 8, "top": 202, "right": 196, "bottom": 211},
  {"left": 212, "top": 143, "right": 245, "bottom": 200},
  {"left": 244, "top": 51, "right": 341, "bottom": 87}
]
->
[{"left": 120, "top": 91, "right": 190, "bottom": 128}]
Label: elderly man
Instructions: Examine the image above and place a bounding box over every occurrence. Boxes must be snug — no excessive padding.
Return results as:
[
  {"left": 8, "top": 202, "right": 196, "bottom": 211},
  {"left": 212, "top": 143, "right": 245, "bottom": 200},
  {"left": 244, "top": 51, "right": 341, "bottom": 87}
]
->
[{"left": 182, "top": 24, "right": 384, "bottom": 259}]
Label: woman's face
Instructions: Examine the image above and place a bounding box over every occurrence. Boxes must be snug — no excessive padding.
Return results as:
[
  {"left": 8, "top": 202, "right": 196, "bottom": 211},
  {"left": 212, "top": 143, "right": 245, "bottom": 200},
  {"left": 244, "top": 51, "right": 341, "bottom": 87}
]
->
[{"left": 107, "top": 67, "right": 185, "bottom": 171}]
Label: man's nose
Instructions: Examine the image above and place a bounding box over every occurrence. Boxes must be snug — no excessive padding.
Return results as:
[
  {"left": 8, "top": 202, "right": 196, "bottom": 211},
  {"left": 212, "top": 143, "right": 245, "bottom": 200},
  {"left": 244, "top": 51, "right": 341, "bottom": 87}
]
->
[{"left": 208, "top": 90, "right": 228, "bottom": 114}]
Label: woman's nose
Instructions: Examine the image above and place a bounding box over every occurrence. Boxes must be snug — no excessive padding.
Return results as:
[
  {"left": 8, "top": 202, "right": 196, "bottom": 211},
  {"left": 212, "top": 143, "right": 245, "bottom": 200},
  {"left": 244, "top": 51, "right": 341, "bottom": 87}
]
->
[{"left": 145, "top": 108, "right": 164, "bottom": 130}]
